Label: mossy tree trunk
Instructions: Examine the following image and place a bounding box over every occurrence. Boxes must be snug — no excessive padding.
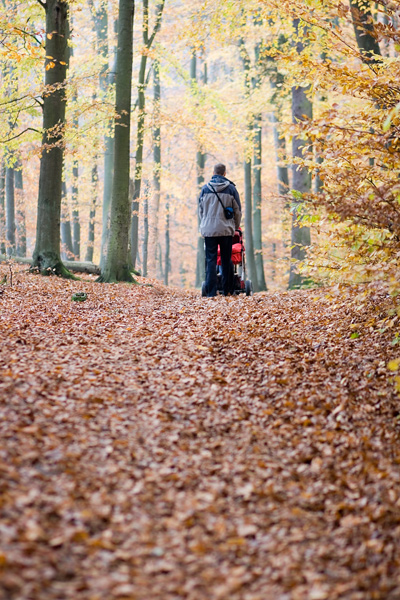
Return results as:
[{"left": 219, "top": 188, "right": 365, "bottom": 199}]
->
[
  {"left": 32, "top": 0, "right": 73, "bottom": 278},
  {"left": 100, "top": 0, "right": 135, "bottom": 283},
  {"left": 288, "top": 19, "right": 312, "bottom": 290}
]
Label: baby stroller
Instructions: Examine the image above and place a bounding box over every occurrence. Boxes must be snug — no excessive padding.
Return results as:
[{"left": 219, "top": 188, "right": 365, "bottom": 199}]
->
[{"left": 201, "top": 228, "right": 253, "bottom": 297}]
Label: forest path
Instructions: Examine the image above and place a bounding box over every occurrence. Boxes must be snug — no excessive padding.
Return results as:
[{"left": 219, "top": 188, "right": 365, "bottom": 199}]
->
[{"left": 0, "top": 270, "right": 400, "bottom": 600}]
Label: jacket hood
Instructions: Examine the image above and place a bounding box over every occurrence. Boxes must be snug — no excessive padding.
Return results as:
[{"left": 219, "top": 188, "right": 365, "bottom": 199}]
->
[{"left": 207, "top": 175, "right": 230, "bottom": 193}]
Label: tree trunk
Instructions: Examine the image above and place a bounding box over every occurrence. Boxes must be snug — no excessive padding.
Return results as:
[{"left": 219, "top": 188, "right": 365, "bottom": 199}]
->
[
  {"left": 270, "top": 70, "right": 290, "bottom": 195},
  {"left": 164, "top": 200, "right": 170, "bottom": 286},
  {"left": 71, "top": 157, "right": 80, "bottom": 260},
  {"left": 100, "top": 0, "right": 135, "bottom": 283},
  {"left": 130, "top": 0, "right": 165, "bottom": 269},
  {"left": 32, "top": 0, "right": 72, "bottom": 277},
  {"left": 0, "top": 162, "right": 5, "bottom": 255},
  {"left": 252, "top": 114, "right": 267, "bottom": 291},
  {"left": 350, "top": 0, "right": 382, "bottom": 64},
  {"left": 192, "top": 53, "right": 206, "bottom": 288},
  {"left": 195, "top": 149, "right": 206, "bottom": 287},
  {"left": 70, "top": 15, "right": 80, "bottom": 261},
  {"left": 89, "top": 2, "right": 116, "bottom": 271},
  {"left": 152, "top": 57, "right": 161, "bottom": 277},
  {"left": 86, "top": 163, "right": 98, "bottom": 263},
  {"left": 271, "top": 113, "right": 290, "bottom": 195},
  {"left": 61, "top": 181, "right": 74, "bottom": 260},
  {"left": 288, "top": 19, "right": 312, "bottom": 290},
  {"left": 142, "top": 191, "right": 149, "bottom": 277},
  {"left": 15, "top": 166, "right": 26, "bottom": 257},
  {"left": 5, "top": 164, "right": 15, "bottom": 257},
  {"left": 239, "top": 38, "right": 258, "bottom": 290},
  {"left": 244, "top": 152, "right": 258, "bottom": 290}
]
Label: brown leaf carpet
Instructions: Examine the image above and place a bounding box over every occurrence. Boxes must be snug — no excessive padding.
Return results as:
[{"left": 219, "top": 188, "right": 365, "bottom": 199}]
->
[{"left": 0, "top": 270, "right": 399, "bottom": 600}]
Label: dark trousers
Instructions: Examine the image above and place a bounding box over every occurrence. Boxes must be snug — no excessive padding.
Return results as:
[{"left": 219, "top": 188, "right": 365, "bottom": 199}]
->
[{"left": 205, "top": 236, "right": 233, "bottom": 297}]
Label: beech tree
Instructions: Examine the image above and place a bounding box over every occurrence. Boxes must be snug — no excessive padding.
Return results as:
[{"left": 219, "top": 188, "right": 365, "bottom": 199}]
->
[
  {"left": 288, "top": 18, "right": 312, "bottom": 290},
  {"left": 99, "top": 0, "right": 135, "bottom": 283},
  {"left": 32, "top": 0, "right": 72, "bottom": 277}
]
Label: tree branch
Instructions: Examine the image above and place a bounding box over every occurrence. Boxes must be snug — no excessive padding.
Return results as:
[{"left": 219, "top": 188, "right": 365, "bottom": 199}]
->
[
  {"left": 36, "top": 0, "right": 46, "bottom": 8},
  {"left": 147, "top": 0, "right": 166, "bottom": 48},
  {"left": 0, "top": 127, "right": 40, "bottom": 143}
]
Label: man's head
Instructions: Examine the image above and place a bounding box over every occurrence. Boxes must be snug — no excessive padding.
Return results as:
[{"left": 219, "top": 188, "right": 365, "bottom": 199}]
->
[{"left": 213, "top": 163, "right": 226, "bottom": 177}]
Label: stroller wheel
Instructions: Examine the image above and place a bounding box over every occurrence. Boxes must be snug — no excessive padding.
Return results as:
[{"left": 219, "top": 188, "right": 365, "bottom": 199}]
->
[
  {"left": 245, "top": 280, "right": 253, "bottom": 296},
  {"left": 201, "top": 281, "right": 207, "bottom": 297}
]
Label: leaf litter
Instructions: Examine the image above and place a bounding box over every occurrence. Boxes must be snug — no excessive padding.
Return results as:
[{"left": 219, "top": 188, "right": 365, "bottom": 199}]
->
[{"left": 0, "top": 268, "right": 400, "bottom": 600}]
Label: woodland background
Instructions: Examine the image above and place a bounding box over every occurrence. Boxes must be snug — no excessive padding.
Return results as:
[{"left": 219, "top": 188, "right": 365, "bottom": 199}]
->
[{"left": 0, "top": 0, "right": 399, "bottom": 291}]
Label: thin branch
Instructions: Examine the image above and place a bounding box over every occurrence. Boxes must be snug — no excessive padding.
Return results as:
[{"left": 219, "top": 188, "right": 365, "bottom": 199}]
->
[
  {"left": 0, "top": 127, "right": 40, "bottom": 143},
  {"left": 147, "top": 0, "right": 166, "bottom": 48},
  {"left": 35, "top": 0, "right": 46, "bottom": 8},
  {"left": 13, "top": 27, "right": 43, "bottom": 46}
]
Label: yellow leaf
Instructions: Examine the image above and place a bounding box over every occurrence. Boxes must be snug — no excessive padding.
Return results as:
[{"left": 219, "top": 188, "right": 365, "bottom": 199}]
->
[{"left": 388, "top": 359, "right": 400, "bottom": 372}]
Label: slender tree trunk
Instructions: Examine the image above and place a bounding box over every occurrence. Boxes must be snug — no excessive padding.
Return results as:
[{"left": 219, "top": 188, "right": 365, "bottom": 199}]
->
[
  {"left": 195, "top": 148, "right": 206, "bottom": 287},
  {"left": 288, "top": 19, "right": 312, "bottom": 290},
  {"left": 71, "top": 155, "right": 80, "bottom": 260},
  {"left": 244, "top": 151, "right": 258, "bottom": 290},
  {"left": 0, "top": 162, "right": 5, "bottom": 255},
  {"left": 157, "top": 241, "right": 164, "bottom": 280},
  {"left": 270, "top": 70, "right": 290, "bottom": 195},
  {"left": 61, "top": 181, "right": 74, "bottom": 260},
  {"left": 100, "top": 0, "right": 135, "bottom": 283},
  {"left": 239, "top": 38, "right": 258, "bottom": 289},
  {"left": 88, "top": 3, "right": 117, "bottom": 270},
  {"left": 86, "top": 163, "right": 98, "bottom": 263},
  {"left": 69, "top": 14, "right": 80, "bottom": 261},
  {"left": 15, "top": 165, "right": 26, "bottom": 257},
  {"left": 271, "top": 113, "right": 290, "bottom": 194},
  {"left": 142, "top": 191, "right": 148, "bottom": 277},
  {"left": 152, "top": 57, "right": 161, "bottom": 277},
  {"left": 251, "top": 38, "right": 267, "bottom": 292},
  {"left": 32, "top": 0, "right": 72, "bottom": 277},
  {"left": 164, "top": 199, "right": 170, "bottom": 286},
  {"left": 252, "top": 114, "right": 267, "bottom": 291},
  {"left": 130, "top": 44, "right": 145, "bottom": 270},
  {"left": 5, "top": 164, "right": 15, "bottom": 257},
  {"left": 130, "top": 0, "right": 165, "bottom": 269},
  {"left": 191, "top": 52, "right": 206, "bottom": 288}
]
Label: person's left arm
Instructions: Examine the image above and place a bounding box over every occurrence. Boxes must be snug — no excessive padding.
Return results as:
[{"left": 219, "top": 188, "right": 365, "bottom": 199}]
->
[{"left": 231, "top": 185, "right": 242, "bottom": 229}]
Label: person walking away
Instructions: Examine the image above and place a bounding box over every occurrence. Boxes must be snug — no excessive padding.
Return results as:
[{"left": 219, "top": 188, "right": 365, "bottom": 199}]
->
[{"left": 199, "top": 163, "right": 242, "bottom": 297}]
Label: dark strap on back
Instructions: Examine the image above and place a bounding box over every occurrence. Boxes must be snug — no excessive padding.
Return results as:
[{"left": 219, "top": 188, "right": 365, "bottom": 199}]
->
[{"left": 209, "top": 183, "right": 232, "bottom": 212}]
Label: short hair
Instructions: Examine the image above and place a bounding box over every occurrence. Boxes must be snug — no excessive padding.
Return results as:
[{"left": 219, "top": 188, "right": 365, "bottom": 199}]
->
[{"left": 213, "top": 163, "right": 226, "bottom": 176}]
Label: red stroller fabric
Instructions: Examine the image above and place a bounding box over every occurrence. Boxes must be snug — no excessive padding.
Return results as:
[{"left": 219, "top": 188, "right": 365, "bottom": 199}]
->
[{"left": 217, "top": 243, "right": 243, "bottom": 266}]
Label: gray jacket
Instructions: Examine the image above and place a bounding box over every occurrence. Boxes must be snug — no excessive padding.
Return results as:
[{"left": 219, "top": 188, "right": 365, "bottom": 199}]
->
[{"left": 198, "top": 175, "right": 242, "bottom": 237}]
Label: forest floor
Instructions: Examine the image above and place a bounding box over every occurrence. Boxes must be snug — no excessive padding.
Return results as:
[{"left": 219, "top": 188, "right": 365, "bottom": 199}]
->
[{"left": 1, "top": 267, "right": 400, "bottom": 600}]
